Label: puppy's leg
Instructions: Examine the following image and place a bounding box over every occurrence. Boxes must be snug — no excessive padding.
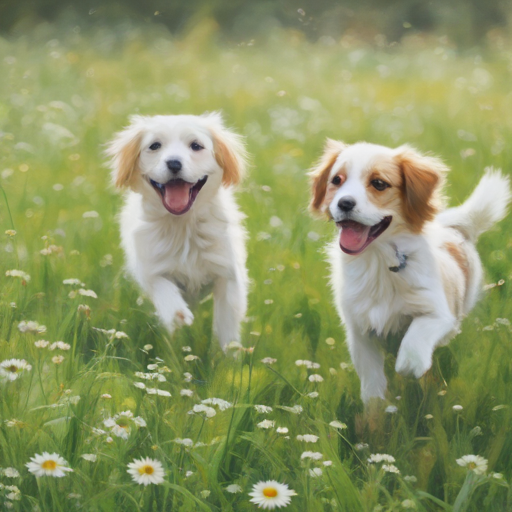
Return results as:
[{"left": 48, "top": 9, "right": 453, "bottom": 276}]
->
[
  {"left": 148, "top": 276, "right": 194, "bottom": 333},
  {"left": 395, "top": 312, "right": 456, "bottom": 378},
  {"left": 346, "top": 324, "right": 387, "bottom": 403},
  {"left": 213, "top": 275, "right": 247, "bottom": 351}
]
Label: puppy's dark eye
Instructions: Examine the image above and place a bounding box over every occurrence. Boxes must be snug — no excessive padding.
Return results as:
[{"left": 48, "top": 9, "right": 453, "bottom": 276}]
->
[
  {"left": 331, "top": 175, "right": 342, "bottom": 186},
  {"left": 149, "top": 142, "right": 161, "bottom": 151},
  {"left": 371, "top": 179, "right": 390, "bottom": 191},
  {"left": 190, "top": 141, "right": 203, "bottom": 151}
]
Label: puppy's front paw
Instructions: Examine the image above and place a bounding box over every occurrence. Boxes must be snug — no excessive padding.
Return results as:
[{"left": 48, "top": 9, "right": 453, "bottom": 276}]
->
[
  {"left": 395, "top": 346, "right": 432, "bottom": 378},
  {"left": 175, "top": 307, "right": 194, "bottom": 327}
]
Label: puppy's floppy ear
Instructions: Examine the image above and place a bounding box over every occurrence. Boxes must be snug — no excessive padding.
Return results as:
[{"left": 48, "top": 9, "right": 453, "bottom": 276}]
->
[
  {"left": 308, "top": 138, "right": 346, "bottom": 216},
  {"left": 395, "top": 146, "right": 447, "bottom": 233},
  {"left": 106, "top": 116, "right": 146, "bottom": 189},
  {"left": 205, "top": 112, "right": 248, "bottom": 187}
]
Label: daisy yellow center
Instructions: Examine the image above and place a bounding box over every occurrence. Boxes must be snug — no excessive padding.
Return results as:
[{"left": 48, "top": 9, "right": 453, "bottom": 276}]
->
[
  {"left": 139, "top": 465, "right": 154, "bottom": 475},
  {"left": 42, "top": 460, "right": 57, "bottom": 470},
  {"left": 7, "top": 365, "right": 18, "bottom": 373},
  {"left": 468, "top": 462, "right": 476, "bottom": 470},
  {"left": 263, "top": 487, "right": 278, "bottom": 498}
]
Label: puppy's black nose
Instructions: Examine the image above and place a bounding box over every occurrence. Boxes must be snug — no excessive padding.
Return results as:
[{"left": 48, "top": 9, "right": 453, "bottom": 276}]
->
[
  {"left": 338, "top": 196, "right": 356, "bottom": 212},
  {"left": 166, "top": 159, "right": 182, "bottom": 173}
]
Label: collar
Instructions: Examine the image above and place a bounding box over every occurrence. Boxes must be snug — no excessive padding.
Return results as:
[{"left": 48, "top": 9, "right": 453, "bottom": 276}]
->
[{"left": 389, "top": 247, "right": 408, "bottom": 273}]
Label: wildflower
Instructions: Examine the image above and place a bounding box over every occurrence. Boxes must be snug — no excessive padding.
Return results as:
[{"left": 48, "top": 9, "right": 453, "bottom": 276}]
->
[
  {"left": 173, "top": 438, "right": 194, "bottom": 447},
  {"left": 296, "top": 434, "right": 318, "bottom": 443},
  {"left": 308, "top": 374, "right": 323, "bottom": 383},
  {"left": 133, "top": 382, "right": 146, "bottom": 389},
  {"left": 453, "top": 405, "right": 463, "bottom": 411},
  {"left": 404, "top": 475, "right": 417, "bottom": 483},
  {"left": 5, "top": 230, "right": 16, "bottom": 236},
  {"left": 190, "top": 404, "right": 216, "bottom": 419},
  {"left": 385, "top": 405, "right": 398, "bottom": 414},
  {"left": 143, "top": 344, "right": 153, "bottom": 351},
  {"left": 184, "top": 354, "right": 200, "bottom": 361},
  {"left": 63, "top": 278, "right": 83, "bottom": 286},
  {"left": 456, "top": 455, "right": 488, "bottom": 475},
  {"left": 201, "top": 398, "right": 232, "bottom": 411},
  {"left": 34, "top": 340, "right": 50, "bottom": 348},
  {"left": 261, "top": 357, "right": 277, "bottom": 365},
  {"left": 355, "top": 443, "right": 369, "bottom": 451},
  {"left": 295, "top": 360, "right": 320, "bottom": 369},
  {"left": 368, "top": 453, "right": 396, "bottom": 464},
  {"left": 491, "top": 472, "right": 503, "bottom": 479},
  {"left": 5, "top": 419, "right": 24, "bottom": 428},
  {"left": 146, "top": 388, "right": 171, "bottom": 397},
  {"left": 103, "top": 411, "right": 146, "bottom": 439},
  {"left": 425, "top": 414, "right": 434, "bottom": 420},
  {"left": 0, "top": 359, "right": 32, "bottom": 381},
  {"left": 114, "top": 331, "right": 128, "bottom": 339},
  {"left": 183, "top": 372, "right": 193, "bottom": 382},
  {"left": 226, "top": 484, "right": 243, "bottom": 493},
  {"left": 50, "top": 341, "right": 71, "bottom": 350},
  {"left": 276, "top": 427, "right": 289, "bottom": 434},
  {"left": 52, "top": 355, "right": 65, "bottom": 364},
  {"left": 135, "top": 372, "right": 166, "bottom": 382},
  {"left": 101, "top": 394, "right": 112, "bottom": 399},
  {"left": 78, "top": 288, "right": 97, "bottom": 299},
  {"left": 309, "top": 468, "right": 323, "bottom": 477},
  {"left": 3, "top": 468, "right": 20, "bottom": 478},
  {"left": 26, "top": 452, "right": 73, "bottom": 477},
  {"left": 257, "top": 419, "right": 275, "bottom": 429},
  {"left": 329, "top": 420, "right": 347, "bottom": 430},
  {"left": 382, "top": 464, "right": 400, "bottom": 474},
  {"left": 18, "top": 321, "right": 46, "bottom": 333},
  {"left": 278, "top": 405, "right": 303, "bottom": 414},
  {"left": 127, "top": 457, "right": 165, "bottom": 486},
  {"left": 254, "top": 405, "right": 273, "bottom": 414},
  {"left": 301, "top": 451, "right": 323, "bottom": 461},
  {"left": 80, "top": 454, "right": 97, "bottom": 462},
  {"left": 323, "top": 461, "right": 333, "bottom": 467},
  {"left": 147, "top": 363, "right": 159, "bottom": 370},
  {"left": 185, "top": 470, "right": 194, "bottom": 478},
  {"left": 200, "top": 490, "right": 211, "bottom": 498},
  {"left": 249, "top": 480, "right": 297, "bottom": 510},
  {"left": 6, "top": 270, "right": 30, "bottom": 281},
  {"left": 180, "top": 389, "right": 194, "bottom": 397},
  {"left": 182, "top": 346, "right": 192, "bottom": 352},
  {"left": 402, "top": 499, "right": 416, "bottom": 509}
]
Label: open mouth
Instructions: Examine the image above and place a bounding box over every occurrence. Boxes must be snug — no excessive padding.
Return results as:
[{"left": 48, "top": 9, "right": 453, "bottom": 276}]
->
[
  {"left": 336, "top": 216, "right": 392, "bottom": 254},
  {"left": 150, "top": 176, "right": 208, "bottom": 215}
]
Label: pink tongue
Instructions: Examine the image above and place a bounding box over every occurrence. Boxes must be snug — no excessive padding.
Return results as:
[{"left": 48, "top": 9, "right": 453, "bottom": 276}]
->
[
  {"left": 339, "top": 221, "right": 371, "bottom": 253},
  {"left": 163, "top": 181, "right": 193, "bottom": 213}
]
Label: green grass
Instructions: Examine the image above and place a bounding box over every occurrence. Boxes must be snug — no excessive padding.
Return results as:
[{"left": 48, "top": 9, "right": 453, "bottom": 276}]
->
[{"left": 1, "top": 21, "right": 512, "bottom": 511}]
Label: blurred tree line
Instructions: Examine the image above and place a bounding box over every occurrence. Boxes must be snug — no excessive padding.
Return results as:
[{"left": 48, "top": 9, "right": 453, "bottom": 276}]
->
[{"left": 0, "top": 0, "right": 510, "bottom": 45}]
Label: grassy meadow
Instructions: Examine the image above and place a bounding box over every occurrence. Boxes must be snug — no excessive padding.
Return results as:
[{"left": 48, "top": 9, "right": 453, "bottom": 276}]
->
[{"left": 1, "top": 21, "right": 512, "bottom": 511}]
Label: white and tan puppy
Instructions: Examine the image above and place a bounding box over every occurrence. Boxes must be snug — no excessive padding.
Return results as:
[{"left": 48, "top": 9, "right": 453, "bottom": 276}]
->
[
  {"left": 107, "top": 113, "right": 249, "bottom": 350},
  {"left": 310, "top": 140, "right": 510, "bottom": 403}
]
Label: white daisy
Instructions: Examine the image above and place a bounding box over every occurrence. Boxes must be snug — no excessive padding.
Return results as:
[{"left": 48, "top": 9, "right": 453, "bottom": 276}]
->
[
  {"left": 249, "top": 480, "right": 297, "bottom": 509},
  {"left": 3, "top": 468, "right": 20, "bottom": 478},
  {"left": 368, "top": 453, "right": 396, "bottom": 464},
  {"left": 0, "top": 359, "right": 32, "bottom": 381},
  {"left": 308, "top": 374, "right": 324, "bottom": 383},
  {"left": 301, "top": 451, "right": 323, "bottom": 461},
  {"left": 127, "top": 457, "right": 165, "bottom": 486},
  {"left": 309, "top": 468, "right": 323, "bottom": 477},
  {"left": 173, "top": 438, "right": 194, "bottom": 447},
  {"left": 276, "top": 427, "right": 289, "bottom": 434},
  {"left": 103, "top": 411, "right": 146, "bottom": 439},
  {"left": 34, "top": 340, "right": 50, "bottom": 348},
  {"left": 329, "top": 420, "right": 347, "bottom": 430},
  {"left": 52, "top": 356, "right": 65, "bottom": 364},
  {"left": 190, "top": 404, "right": 216, "bottom": 418},
  {"left": 18, "top": 320, "right": 46, "bottom": 334},
  {"left": 456, "top": 454, "right": 488, "bottom": 475},
  {"left": 180, "top": 389, "right": 194, "bottom": 397},
  {"left": 26, "top": 452, "right": 73, "bottom": 477},
  {"left": 5, "top": 270, "right": 30, "bottom": 281},
  {"left": 146, "top": 388, "right": 171, "bottom": 397},
  {"left": 382, "top": 464, "right": 400, "bottom": 474},
  {"left": 201, "top": 398, "right": 232, "bottom": 411},
  {"left": 261, "top": 357, "right": 277, "bottom": 365}
]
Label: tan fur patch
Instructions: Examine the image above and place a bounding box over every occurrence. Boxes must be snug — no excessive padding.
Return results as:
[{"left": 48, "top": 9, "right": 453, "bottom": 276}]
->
[
  {"left": 113, "top": 134, "right": 142, "bottom": 189},
  {"left": 364, "top": 157, "right": 404, "bottom": 211},
  {"left": 444, "top": 241, "right": 469, "bottom": 285},
  {"left": 309, "top": 139, "right": 346, "bottom": 216},
  {"left": 211, "top": 128, "right": 247, "bottom": 187},
  {"left": 395, "top": 147, "right": 447, "bottom": 233}
]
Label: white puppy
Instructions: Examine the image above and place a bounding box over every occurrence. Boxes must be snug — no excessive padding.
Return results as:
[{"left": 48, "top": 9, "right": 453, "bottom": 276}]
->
[
  {"left": 107, "top": 113, "right": 249, "bottom": 350},
  {"left": 309, "top": 140, "right": 510, "bottom": 403}
]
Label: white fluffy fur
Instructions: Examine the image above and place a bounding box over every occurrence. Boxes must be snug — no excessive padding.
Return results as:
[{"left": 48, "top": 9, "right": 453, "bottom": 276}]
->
[
  {"left": 107, "top": 113, "right": 249, "bottom": 350},
  {"left": 313, "top": 142, "right": 511, "bottom": 403}
]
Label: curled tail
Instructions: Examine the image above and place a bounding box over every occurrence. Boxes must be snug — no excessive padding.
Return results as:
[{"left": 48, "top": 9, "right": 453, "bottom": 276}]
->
[{"left": 437, "top": 168, "right": 511, "bottom": 242}]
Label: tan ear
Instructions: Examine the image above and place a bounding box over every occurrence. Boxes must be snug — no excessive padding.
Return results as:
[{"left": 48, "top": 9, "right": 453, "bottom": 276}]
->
[
  {"left": 206, "top": 113, "right": 248, "bottom": 187},
  {"left": 396, "top": 146, "right": 447, "bottom": 232},
  {"left": 308, "top": 138, "right": 346, "bottom": 215},
  {"left": 105, "top": 116, "right": 146, "bottom": 189}
]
